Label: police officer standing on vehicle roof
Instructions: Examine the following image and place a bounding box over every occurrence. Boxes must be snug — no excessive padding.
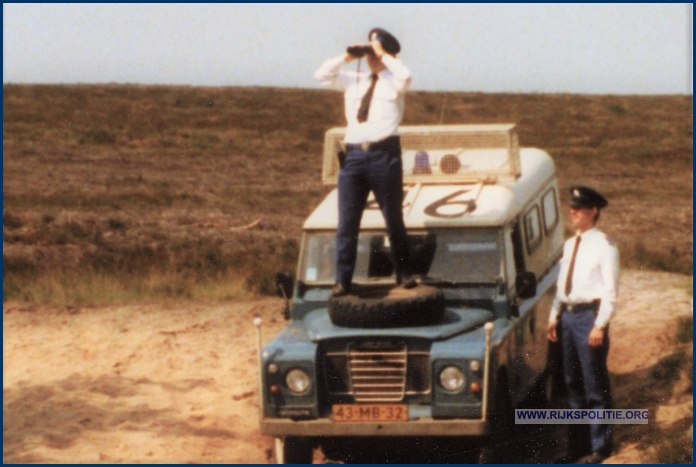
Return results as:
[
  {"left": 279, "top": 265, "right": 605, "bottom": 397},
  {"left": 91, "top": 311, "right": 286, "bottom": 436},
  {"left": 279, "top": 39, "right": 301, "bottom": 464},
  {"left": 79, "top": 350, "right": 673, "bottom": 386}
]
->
[
  {"left": 547, "top": 186, "right": 619, "bottom": 464},
  {"left": 315, "top": 27, "right": 416, "bottom": 297}
]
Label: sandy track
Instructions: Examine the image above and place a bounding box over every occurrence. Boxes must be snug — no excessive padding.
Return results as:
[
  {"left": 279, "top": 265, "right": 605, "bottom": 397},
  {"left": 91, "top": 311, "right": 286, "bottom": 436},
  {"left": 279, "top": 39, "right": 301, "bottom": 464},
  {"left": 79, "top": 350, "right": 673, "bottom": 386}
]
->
[{"left": 3, "top": 269, "right": 692, "bottom": 463}]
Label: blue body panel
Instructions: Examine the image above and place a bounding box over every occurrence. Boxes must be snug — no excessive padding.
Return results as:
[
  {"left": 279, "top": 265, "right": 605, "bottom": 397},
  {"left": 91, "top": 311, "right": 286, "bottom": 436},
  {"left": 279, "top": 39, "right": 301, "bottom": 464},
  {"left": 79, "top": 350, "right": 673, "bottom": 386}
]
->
[{"left": 303, "top": 307, "right": 494, "bottom": 342}]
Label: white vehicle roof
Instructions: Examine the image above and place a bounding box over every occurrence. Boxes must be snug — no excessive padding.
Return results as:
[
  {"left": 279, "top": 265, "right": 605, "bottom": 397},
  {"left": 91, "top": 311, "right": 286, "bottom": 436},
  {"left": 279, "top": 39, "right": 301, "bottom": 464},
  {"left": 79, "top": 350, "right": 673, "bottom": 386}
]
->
[{"left": 304, "top": 145, "right": 556, "bottom": 231}]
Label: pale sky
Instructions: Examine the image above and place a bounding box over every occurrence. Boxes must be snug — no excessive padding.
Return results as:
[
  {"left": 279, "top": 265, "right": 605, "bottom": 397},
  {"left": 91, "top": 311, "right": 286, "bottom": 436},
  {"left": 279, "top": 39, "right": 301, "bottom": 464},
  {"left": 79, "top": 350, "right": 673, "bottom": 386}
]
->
[{"left": 3, "top": 3, "right": 692, "bottom": 94}]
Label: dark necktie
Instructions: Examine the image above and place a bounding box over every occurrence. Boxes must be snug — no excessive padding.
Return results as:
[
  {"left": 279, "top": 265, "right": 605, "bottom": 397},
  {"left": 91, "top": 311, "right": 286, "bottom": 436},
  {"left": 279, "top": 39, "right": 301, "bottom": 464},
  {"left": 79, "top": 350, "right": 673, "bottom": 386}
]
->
[
  {"left": 357, "top": 73, "right": 378, "bottom": 123},
  {"left": 564, "top": 235, "right": 582, "bottom": 296}
]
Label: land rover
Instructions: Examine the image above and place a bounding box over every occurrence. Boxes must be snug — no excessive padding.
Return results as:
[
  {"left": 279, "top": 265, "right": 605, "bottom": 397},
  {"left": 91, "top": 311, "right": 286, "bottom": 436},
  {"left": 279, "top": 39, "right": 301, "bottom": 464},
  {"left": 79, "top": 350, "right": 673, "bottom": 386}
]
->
[{"left": 256, "top": 124, "right": 563, "bottom": 463}]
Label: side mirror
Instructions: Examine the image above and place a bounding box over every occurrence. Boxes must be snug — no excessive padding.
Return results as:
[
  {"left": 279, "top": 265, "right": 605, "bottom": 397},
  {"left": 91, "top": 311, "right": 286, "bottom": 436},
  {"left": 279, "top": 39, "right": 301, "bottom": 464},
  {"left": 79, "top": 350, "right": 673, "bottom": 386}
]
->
[
  {"left": 275, "top": 272, "right": 294, "bottom": 299},
  {"left": 516, "top": 271, "right": 537, "bottom": 299}
]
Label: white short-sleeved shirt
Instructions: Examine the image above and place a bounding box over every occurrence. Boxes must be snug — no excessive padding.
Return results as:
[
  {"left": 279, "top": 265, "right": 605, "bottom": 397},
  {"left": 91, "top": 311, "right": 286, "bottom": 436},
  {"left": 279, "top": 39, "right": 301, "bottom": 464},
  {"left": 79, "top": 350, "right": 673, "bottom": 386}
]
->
[
  {"left": 550, "top": 227, "right": 620, "bottom": 328},
  {"left": 314, "top": 54, "right": 411, "bottom": 144}
]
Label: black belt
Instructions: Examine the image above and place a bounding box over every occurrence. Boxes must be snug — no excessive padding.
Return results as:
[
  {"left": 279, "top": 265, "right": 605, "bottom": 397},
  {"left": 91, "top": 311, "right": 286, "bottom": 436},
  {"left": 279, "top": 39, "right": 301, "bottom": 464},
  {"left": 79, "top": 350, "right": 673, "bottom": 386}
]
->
[
  {"left": 346, "top": 135, "right": 400, "bottom": 153},
  {"left": 560, "top": 299, "right": 600, "bottom": 314}
]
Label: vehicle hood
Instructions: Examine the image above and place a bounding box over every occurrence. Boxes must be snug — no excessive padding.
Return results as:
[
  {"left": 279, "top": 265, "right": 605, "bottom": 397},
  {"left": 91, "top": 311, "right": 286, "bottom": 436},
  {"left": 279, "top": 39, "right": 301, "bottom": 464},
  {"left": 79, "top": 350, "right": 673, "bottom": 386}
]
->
[{"left": 302, "top": 307, "right": 494, "bottom": 342}]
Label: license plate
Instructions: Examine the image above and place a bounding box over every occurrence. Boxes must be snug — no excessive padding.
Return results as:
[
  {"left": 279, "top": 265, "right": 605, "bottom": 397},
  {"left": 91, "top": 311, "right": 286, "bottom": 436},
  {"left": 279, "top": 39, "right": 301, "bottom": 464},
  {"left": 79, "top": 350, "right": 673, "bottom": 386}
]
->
[{"left": 332, "top": 404, "right": 408, "bottom": 422}]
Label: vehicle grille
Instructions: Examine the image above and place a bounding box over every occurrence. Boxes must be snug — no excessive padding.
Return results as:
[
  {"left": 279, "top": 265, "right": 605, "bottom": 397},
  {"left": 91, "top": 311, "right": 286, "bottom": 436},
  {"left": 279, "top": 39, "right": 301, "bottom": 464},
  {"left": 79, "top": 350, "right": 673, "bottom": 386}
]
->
[
  {"left": 348, "top": 342, "right": 407, "bottom": 402},
  {"left": 323, "top": 340, "right": 431, "bottom": 403}
]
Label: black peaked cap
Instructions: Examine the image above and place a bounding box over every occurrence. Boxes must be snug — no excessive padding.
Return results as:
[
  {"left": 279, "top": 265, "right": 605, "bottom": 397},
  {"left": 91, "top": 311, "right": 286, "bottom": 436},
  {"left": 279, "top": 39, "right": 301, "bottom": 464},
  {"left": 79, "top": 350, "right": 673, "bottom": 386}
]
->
[
  {"left": 369, "top": 27, "right": 401, "bottom": 55},
  {"left": 569, "top": 186, "right": 608, "bottom": 209}
]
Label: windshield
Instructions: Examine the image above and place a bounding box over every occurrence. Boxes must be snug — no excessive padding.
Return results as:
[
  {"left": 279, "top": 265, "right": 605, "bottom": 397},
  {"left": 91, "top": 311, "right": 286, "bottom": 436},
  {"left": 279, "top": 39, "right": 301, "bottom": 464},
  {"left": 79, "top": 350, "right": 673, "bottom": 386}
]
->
[{"left": 300, "top": 229, "right": 502, "bottom": 285}]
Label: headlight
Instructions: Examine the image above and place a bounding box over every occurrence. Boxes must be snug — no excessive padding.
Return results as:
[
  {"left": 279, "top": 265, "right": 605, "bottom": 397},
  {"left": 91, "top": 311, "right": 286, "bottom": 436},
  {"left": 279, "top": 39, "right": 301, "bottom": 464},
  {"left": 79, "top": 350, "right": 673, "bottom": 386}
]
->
[
  {"left": 285, "top": 368, "right": 311, "bottom": 394},
  {"left": 439, "top": 365, "right": 466, "bottom": 392}
]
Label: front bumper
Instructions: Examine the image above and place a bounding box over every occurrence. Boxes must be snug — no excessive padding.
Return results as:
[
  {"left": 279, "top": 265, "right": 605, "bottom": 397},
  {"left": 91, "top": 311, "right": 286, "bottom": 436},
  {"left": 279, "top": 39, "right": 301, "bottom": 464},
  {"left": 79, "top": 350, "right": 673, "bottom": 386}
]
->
[{"left": 260, "top": 417, "right": 489, "bottom": 437}]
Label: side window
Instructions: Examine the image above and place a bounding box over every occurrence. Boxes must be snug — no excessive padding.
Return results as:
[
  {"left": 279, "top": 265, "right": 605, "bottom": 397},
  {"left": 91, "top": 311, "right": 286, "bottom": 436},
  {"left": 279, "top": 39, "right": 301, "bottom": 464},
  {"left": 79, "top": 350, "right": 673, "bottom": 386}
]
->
[
  {"left": 541, "top": 188, "right": 559, "bottom": 234},
  {"left": 524, "top": 205, "right": 542, "bottom": 255}
]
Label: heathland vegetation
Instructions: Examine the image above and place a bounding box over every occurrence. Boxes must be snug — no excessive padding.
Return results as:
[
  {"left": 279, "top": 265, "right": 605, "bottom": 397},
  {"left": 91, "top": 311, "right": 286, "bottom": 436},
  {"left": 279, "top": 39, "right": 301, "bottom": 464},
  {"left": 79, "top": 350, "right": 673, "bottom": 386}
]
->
[{"left": 3, "top": 85, "right": 692, "bottom": 304}]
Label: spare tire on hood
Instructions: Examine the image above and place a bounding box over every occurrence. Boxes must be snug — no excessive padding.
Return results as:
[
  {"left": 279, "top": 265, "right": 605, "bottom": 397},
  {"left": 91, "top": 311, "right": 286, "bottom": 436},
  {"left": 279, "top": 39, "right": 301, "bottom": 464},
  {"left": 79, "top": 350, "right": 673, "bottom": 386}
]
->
[{"left": 328, "top": 284, "right": 445, "bottom": 328}]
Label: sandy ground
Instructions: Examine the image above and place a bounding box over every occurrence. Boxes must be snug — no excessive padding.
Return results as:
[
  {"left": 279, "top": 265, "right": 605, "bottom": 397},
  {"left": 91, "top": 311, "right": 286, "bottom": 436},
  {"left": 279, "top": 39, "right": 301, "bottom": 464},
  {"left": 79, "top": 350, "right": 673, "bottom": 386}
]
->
[{"left": 3, "top": 269, "right": 692, "bottom": 464}]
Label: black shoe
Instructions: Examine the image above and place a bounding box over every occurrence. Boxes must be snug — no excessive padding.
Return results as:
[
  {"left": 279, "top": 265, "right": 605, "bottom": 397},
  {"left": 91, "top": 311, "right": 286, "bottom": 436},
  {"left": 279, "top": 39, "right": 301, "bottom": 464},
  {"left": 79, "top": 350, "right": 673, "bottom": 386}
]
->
[
  {"left": 580, "top": 452, "right": 609, "bottom": 464},
  {"left": 397, "top": 275, "right": 417, "bottom": 289},
  {"left": 331, "top": 282, "right": 351, "bottom": 297}
]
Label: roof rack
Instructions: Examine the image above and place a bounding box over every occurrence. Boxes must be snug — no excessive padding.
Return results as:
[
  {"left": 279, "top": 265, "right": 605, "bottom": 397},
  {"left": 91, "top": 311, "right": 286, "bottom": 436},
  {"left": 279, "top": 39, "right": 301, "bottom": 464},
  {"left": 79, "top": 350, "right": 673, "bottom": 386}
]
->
[{"left": 322, "top": 124, "right": 521, "bottom": 185}]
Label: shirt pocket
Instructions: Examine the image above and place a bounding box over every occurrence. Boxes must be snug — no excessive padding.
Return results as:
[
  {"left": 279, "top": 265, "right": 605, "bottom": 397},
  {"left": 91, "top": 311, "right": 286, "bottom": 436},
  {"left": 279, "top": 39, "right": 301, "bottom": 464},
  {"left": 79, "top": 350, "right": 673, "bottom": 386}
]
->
[
  {"left": 572, "top": 256, "right": 596, "bottom": 281},
  {"left": 372, "top": 85, "right": 398, "bottom": 101},
  {"left": 369, "top": 87, "right": 399, "bottom": 121}
]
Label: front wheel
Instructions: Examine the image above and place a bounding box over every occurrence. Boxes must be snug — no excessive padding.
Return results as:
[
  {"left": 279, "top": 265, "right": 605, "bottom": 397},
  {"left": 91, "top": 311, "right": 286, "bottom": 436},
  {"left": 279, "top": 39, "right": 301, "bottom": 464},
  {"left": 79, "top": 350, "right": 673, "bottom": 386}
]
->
[
  {"left": 273, "top": 436, "right": 314, "bottom": 464},
  {"left": 488, "top": 372, "right": 515, "bottom": 439},
  {"left": 526, "top": 370, "right": 558, "bottom": 409}
]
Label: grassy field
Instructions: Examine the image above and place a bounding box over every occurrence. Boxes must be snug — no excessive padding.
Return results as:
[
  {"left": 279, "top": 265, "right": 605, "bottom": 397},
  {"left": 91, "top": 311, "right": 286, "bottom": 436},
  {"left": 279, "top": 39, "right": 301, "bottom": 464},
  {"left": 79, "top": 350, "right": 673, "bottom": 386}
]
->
[{"left": 3, "top": 84, "right": 692, "bottom": 304}]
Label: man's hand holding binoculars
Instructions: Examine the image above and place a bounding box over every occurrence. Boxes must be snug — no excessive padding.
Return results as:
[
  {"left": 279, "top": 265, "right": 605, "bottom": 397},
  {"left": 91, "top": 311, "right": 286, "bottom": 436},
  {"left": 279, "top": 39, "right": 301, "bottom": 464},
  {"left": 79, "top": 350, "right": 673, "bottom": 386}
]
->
[{"left": 345, "top": 39, "right": 386, "bottom": 62}]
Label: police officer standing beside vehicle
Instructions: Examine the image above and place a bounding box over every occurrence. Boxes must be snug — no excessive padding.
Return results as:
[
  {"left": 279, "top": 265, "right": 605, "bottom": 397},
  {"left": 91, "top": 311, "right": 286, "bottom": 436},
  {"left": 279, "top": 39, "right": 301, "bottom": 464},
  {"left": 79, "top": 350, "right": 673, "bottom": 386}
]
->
[
  {"left": 547, "top": 186, "right": 620, "bottom": 464},
  {"left": 314, "top": 27, "right": 416, "bottom": 297}
]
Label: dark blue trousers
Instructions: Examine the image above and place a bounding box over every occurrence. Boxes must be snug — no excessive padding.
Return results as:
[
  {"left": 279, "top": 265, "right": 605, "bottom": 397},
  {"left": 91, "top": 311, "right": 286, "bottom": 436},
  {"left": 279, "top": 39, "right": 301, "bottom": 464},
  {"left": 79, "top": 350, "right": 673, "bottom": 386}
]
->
[
  {"left": 335, "top": 144, "right": 409, "bottom": 285},
  {"left": 561, "top": 310, "right": 613, "bottom": 456}
]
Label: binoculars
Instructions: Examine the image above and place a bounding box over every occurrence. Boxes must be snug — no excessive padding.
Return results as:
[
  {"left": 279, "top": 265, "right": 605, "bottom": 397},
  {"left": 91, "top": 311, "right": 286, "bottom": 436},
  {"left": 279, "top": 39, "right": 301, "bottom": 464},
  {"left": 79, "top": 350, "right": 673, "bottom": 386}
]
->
[{"left": 346, "top": 45, "right": 374, "bottom": 58}]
